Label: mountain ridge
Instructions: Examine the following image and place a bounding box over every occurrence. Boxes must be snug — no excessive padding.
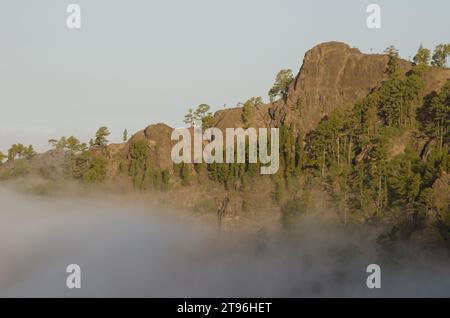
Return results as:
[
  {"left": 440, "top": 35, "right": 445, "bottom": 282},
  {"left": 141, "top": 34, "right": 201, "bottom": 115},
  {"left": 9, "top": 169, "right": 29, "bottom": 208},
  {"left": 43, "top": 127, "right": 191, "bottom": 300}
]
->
[{"left": 1, "top": 41, "right": 449, "bottom": 247}]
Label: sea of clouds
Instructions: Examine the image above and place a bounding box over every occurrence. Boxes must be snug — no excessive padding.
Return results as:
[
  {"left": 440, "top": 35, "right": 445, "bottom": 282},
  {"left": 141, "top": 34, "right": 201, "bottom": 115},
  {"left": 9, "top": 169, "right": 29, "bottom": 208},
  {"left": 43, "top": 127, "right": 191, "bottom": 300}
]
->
[{"left": 0, "top": 186, "right": 449, "bottom": 297}]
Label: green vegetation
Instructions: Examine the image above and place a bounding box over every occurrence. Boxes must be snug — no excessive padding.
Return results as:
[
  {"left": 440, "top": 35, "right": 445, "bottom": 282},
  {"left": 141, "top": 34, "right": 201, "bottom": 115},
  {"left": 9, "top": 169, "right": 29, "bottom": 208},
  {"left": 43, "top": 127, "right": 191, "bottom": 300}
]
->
[
  {"left": 184, "top": 108, "right": 195, "bottom": 127},
  {"left": 413, "top": 44, "right": 431, "bottom": 66},
  {"left": 70, "top": 150, "right": 106, "bottom": 183},
  {"left": 431, "top": 43, "right": 450, "bottom": 67},
  {"left": 1, "top": 44, "right": 449, "bottom": 247},
  {"left": 418, "top": 80, "right": 450, "bottom": 147},
  {"left": 49, "top": 136, "right": 86, "bottom": 151},
  {"left": 268, "top": 69, "right": 294, "bottom": 102},
  {"left": 81, "top": 156, "right": 108, "bottom": 184},
  {"left": 7, "top": 144, "right": 36, "bottom": 161},
  {"left": 2, "top": 159, "right": 30, "bottom": 179},
  {"left": 66, "top": 136, "right": 87, "bottom": 153},
  {"left": 174, "top": 162, "right": 191, "bottom": 186},
  {"left": 241, "top": 97, "right": 263, "bottom": 126},
  {"left": 184, "top": 104, "right": 214, "bottom": 128},
  {"left": 128, "top": 139, "right": 170, "bottom": 191},
  {"left": 123, "top": 129, "right": 128, "bottom": 142},
  {"left": 94, "top": 126, "right": 110, "bottom": 147},
  {"left": 128, "top": 139, "right": 150, "bottom": 189},
  {"left": 378, "top": 45, "right": 426, "bottom": 128},
  {"left": 195, "top": 104, "right": 214, "bottom": 128},
  {"left": 299, "top": 46, "right": 449, "bottom": 235}
]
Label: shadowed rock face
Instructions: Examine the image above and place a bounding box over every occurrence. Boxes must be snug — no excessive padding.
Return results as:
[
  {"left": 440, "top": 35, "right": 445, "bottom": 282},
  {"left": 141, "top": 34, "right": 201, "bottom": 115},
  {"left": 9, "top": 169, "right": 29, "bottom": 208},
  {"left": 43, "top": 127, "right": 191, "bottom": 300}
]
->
[{"left": 286, "top": 42, "right": 390, "bottom": 131}]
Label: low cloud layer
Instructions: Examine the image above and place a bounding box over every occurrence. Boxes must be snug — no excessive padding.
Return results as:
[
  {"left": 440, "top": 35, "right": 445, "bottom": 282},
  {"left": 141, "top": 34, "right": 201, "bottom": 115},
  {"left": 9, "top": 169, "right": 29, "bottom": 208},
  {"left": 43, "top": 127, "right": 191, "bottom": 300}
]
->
[{"left": 0, "top": 186, "right": 449, "bottom": 297}]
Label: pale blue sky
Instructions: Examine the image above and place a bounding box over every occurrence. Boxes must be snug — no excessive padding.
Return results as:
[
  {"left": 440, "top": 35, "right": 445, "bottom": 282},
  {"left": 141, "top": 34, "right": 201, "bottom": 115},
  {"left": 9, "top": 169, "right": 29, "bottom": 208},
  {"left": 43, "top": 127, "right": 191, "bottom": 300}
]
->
[{"left": 0, "top": 0, "right": 449, "bottom": 151}]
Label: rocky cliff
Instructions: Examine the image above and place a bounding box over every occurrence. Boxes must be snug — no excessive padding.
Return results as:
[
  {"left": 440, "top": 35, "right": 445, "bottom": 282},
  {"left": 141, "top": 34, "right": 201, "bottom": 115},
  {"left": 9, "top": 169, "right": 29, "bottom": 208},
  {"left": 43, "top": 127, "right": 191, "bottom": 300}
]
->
[
  {"left": 1, "top": 42, "right": 449, "bottom": 226},
  {"left": 119, "top": 42, "right": 450, "bottom": 173}
]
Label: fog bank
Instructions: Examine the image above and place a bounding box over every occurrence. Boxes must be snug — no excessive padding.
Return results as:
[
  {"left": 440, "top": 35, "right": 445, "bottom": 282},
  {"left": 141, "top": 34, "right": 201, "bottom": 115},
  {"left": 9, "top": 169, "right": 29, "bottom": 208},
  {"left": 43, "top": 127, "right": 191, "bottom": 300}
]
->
[{"left": 0, "top": 187, "right": 449, "bottom": 297}]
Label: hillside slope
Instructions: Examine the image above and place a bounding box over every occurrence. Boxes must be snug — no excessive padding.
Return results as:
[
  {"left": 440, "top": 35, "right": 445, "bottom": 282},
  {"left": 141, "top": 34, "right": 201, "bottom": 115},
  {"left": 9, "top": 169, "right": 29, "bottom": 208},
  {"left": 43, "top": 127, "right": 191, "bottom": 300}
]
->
[{"left": 1, "top": 41, "right": 449, "bottom": 247}]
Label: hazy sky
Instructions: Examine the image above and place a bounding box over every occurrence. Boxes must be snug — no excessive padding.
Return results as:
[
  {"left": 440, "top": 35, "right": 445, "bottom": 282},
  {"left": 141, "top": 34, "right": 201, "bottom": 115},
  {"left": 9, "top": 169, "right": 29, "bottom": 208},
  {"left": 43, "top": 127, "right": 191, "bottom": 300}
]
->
[{"left": 0, "top": 0, "right": 449, "bottom": 151}]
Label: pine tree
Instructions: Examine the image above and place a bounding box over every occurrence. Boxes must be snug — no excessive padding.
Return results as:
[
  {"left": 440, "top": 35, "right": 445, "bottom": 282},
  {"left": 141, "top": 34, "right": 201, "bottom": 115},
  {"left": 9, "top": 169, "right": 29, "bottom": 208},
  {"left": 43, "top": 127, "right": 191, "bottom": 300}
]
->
[
  {"left": 184, "top": 108, "right": 195, "bottom": 127},
  {"left": 25, "top": 145, "right": 36, "bottom": 159},
  {"left": 194, "top": 104, "right": 211, "bottom": 120},
  {"left": 384, "top": 45, "right": 400, "bottom": 76},
  {"left": 195, "top": 104, "right": 214, "bottom": 128},
  {"left": 128, "top": 139, "right": 150, "bottom": 189},
  {"left": 378, "top": 47, "right": 425, "bottom": 128},
  {"left": 94, "top": 127, "right": 110, "bottom": 146},
  {"left": 57, "top": 137, "right": 67, "bottom": 150},
  {"left": 82, "top": 156, "right": 107, "bottom": 184},
  {"left": 431, "top": 44, "right": 450, "bottom": 67},
  {"left": 241, "top": 97, "right": 262, "bottom": 126},
  {"left": 413, "top": 44, "right": 431, "bottom": 66},
  {"left": 184, "top": 104, "right": 214, "bottom": 128},
  {"left": 48, "top": 139, "right": 59, "bottom": 149},
  {"left": 268, "top": 69, "right": 294, "bottom": 102},
  {"left": 66, "top": 136, "right": 82, "bottom": 154},
  {"left": 179, "top": 162, "right": 190, "bottom": 186},
  {"left": 417, "top": 79, "right": 450, "bottom": 146},
  {"left": 388, "top": 146, "right": 422, "bottom": 209}
]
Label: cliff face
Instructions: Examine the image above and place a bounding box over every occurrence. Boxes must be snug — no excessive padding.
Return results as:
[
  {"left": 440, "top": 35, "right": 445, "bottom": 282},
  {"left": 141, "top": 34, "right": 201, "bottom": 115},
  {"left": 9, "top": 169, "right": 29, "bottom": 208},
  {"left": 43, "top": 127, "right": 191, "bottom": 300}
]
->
[
  {"left": 286, "top": 42, "right": 390, "bottom": 131},
  {"left": 212, "top": 42, "right": 392, "bottom": 132},
  {"left": 126, "top": 42, "right": 450, "bottom": 169},
  {"left": 1, "top": 41, "right": 449, "bottom": 240},
  {"left": 283, "top": 42, "right": 450, "bottom": 132},
  {"left": 1, "top": 40, "right": 450, "bottom": 249},
  {"left": 133, "top": 42, "right": 393, "bottom": 156},
  {"left": 2, "top": 41, "right": 450, "bottom": 183}
]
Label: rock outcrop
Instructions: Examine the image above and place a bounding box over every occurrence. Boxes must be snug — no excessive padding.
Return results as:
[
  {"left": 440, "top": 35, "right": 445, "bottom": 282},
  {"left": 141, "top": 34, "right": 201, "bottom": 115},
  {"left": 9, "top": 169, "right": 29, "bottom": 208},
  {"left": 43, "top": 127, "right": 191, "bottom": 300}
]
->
[
  {"left": 3, "top": 41, "right": 450, "bottom": 183},
  {"left": 109, "top": 42, "right": 450, "bottom": 176},
  {"left": 286, "top": 42, "right": 390, "bottom": 131}
]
